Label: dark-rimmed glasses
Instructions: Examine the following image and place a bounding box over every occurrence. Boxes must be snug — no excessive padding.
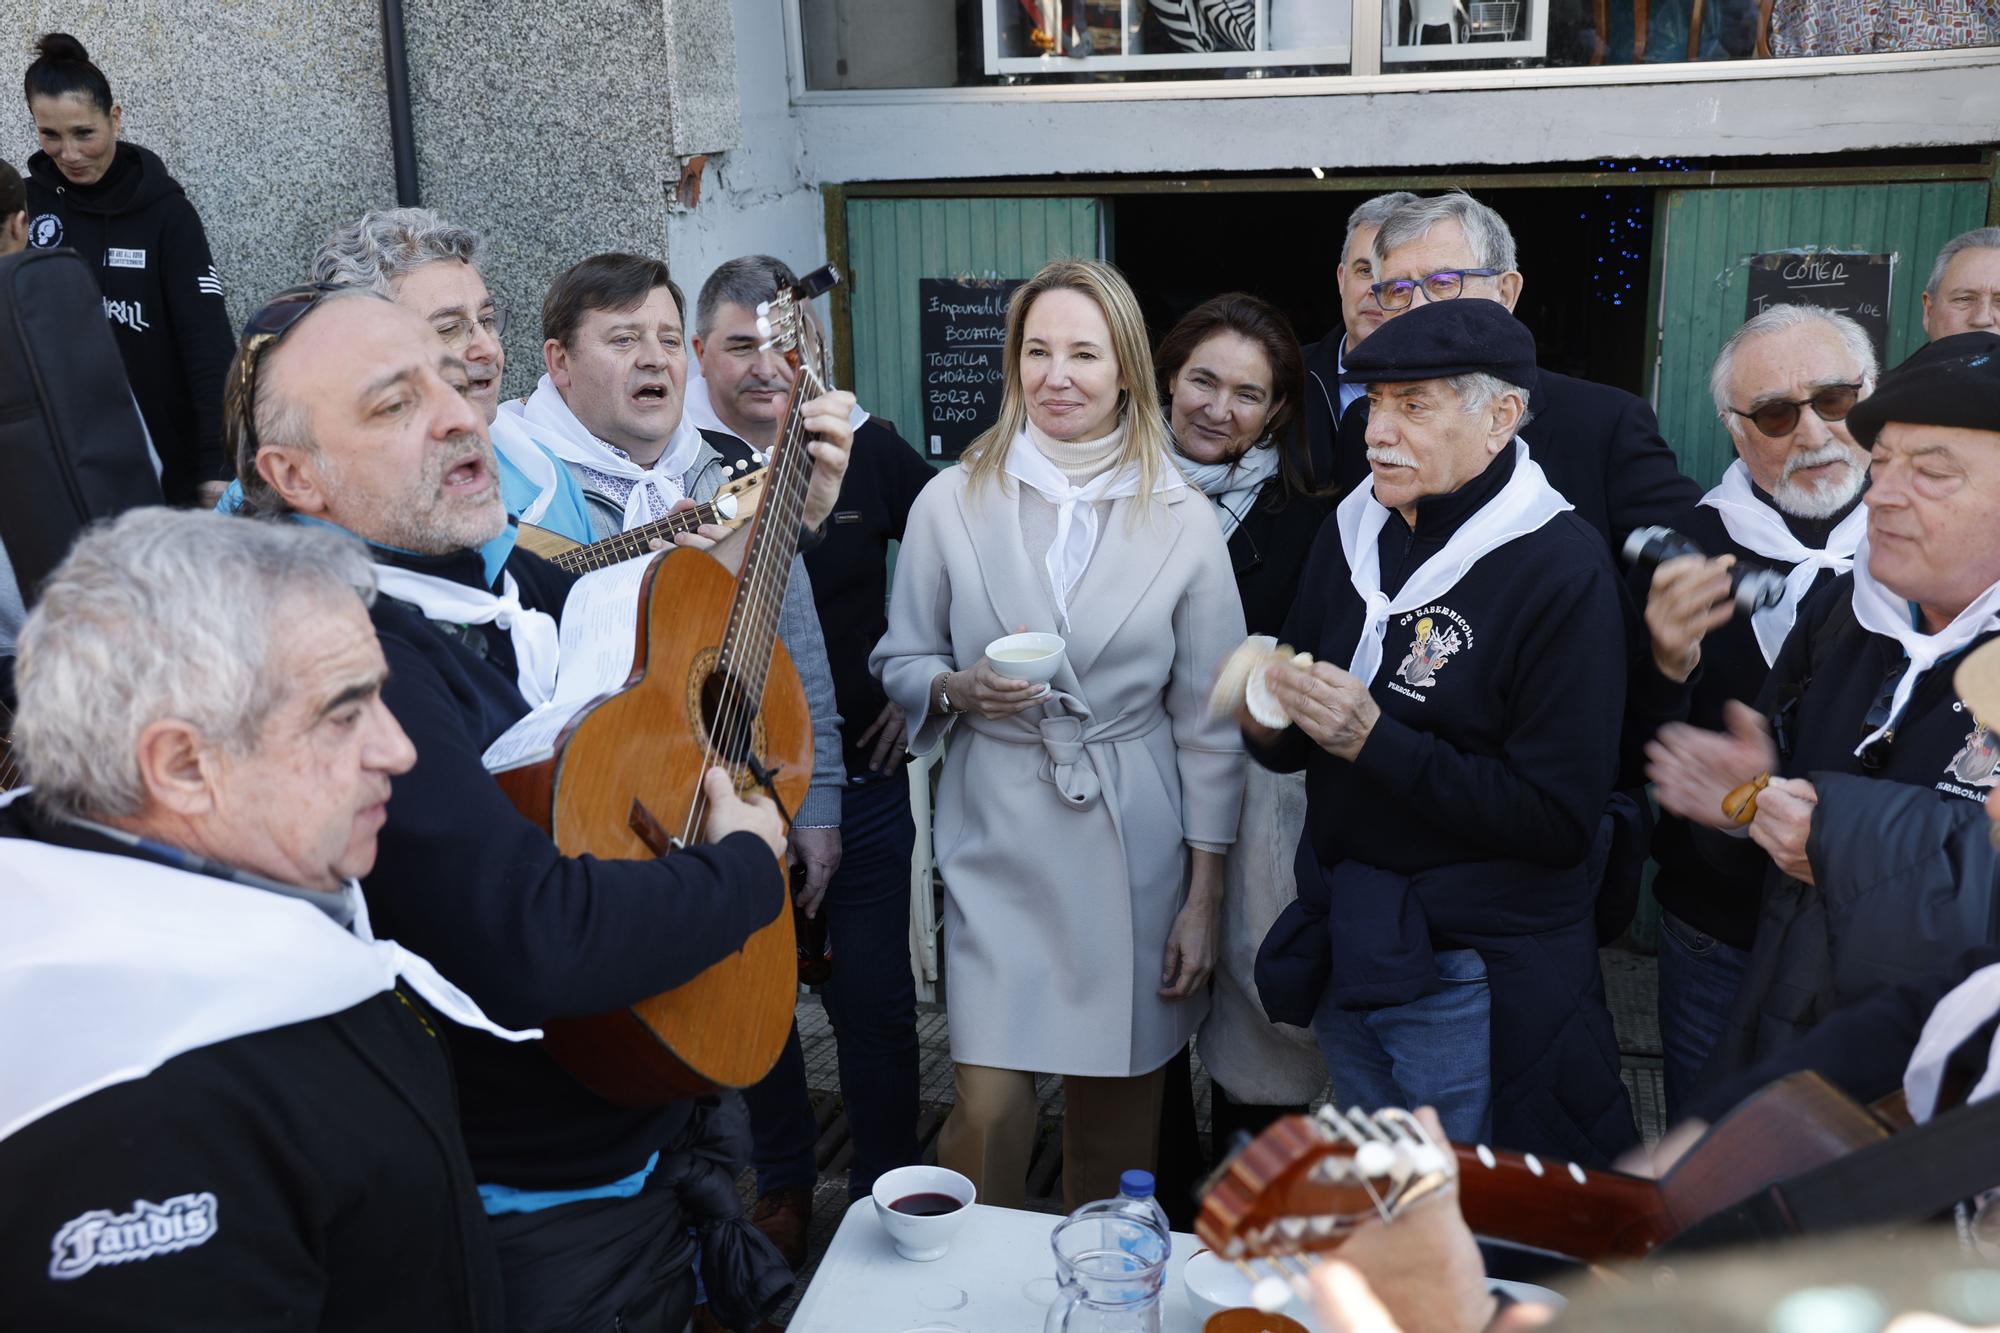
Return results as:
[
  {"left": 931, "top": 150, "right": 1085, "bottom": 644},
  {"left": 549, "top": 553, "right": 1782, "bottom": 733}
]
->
[
  {"left": 1728, "top": 383, "right": 1863, "bottom": 439},
  {"left": 1369, "top": 268, "right": 1504, "bottom": 312},
  {"left": 227, "top": 283, "right": 352, "bottom": 464}
]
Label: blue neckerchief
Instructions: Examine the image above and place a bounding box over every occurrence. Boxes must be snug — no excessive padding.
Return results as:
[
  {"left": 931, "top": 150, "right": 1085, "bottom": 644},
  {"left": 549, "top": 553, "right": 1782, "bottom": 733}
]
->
[{"left": 478, "top": 1151, "right": 659, "bottom": 1215}]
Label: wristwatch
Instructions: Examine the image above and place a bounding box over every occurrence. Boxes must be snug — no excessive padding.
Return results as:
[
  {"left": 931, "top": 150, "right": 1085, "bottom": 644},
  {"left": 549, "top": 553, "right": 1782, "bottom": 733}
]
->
[{"left": 936, "top": 673, "right": 959, "bottom": 716}]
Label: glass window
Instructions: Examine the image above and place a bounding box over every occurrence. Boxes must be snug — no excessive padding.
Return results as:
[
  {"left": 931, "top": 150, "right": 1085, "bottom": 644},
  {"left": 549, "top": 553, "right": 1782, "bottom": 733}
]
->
[{"left": 798, "top": 0, "right": 1348, "bottom": 90}]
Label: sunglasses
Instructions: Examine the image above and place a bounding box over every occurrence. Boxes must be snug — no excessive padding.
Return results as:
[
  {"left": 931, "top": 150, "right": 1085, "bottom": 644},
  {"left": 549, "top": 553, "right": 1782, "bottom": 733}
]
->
[
  {"left": 1857, "top": 663, "right": 1904, "bottom": 772},
  {"left": 227, "top": 283, "right": 352, "bottom": 465},
  {"left": 1368, "top": 268, "right": 1504, "bottom": 312},
  {"left": 1727, "top": 383, "right": 1862, "bottom": 439}
]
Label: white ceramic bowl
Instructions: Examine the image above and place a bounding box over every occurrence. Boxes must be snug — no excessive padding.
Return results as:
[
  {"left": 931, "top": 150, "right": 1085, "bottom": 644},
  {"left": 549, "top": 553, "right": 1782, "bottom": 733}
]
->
[
  {"left": 871, "top": 1164, "right": 976, "bottom": 1262},
  {"left": 984, "top": 632, "right": 1066, "bottom": 684}
]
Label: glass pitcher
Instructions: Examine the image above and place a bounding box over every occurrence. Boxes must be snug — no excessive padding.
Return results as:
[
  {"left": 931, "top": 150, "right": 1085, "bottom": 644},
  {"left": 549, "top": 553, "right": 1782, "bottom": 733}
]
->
[{"left": 1043, "top": 1199, "right": 1170, "bottom": 1333}]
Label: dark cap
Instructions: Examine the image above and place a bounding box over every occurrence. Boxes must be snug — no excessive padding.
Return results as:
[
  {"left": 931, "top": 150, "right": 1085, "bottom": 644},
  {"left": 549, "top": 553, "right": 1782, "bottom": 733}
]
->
[
  {"left": 1845, "top": 331, "right": 2000, "bottom": 448},
  {"left": 1344, "top": 299, "right": 1538, "bottom": 394}
]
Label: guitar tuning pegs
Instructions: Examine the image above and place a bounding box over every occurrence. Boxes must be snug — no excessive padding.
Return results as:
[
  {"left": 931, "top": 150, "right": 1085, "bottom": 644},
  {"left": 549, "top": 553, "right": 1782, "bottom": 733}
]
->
[
  {"left": 750, "top": 451, "right": 767, "bottom": 464},
  {"left": 756, "top": 316, "right": 773, "bottom": 341}
]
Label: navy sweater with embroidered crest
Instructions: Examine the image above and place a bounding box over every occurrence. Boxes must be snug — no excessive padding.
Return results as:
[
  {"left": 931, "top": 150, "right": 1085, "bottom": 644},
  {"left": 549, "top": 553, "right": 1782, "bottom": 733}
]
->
[
  {"left": 358, "top": 544, "right": 786, "bottom": 1192},
  {"left": 1249, "top": 445, "right": 1626, "bottom": 882}
]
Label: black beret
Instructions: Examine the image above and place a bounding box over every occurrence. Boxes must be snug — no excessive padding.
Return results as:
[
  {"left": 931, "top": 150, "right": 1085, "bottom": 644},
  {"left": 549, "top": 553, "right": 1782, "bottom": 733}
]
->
[
  {"left": 1343, "top": 299, "right": 1539, "bottom": 394},
  {"left": 1846, "top": 331, "right": 2000, "bottom": 448}
]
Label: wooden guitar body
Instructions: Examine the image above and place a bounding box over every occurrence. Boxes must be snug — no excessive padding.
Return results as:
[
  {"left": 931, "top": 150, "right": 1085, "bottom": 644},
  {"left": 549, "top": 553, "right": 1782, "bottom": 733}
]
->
[{"left": 496, "top": 547, "right": 809, "bottom": 1105}]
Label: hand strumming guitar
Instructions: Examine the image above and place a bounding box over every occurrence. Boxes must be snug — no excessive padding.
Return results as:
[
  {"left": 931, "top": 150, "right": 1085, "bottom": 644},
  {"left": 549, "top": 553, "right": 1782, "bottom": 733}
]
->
[{"left": 698, "top": 766, "right": 787, "bottom": 860}]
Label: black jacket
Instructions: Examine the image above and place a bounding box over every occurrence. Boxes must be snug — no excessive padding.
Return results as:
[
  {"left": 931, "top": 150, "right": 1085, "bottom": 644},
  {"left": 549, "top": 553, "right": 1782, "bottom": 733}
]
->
[
  {"left": 1702, "top": 576, "right": 2000, "bottom": 1079},
  {"left": 1629, "top": 499, "right": 1857, "bottom": 950},
  {"left": 1228, "top": 475, "right": 1334, "bottom": 637},
  {"left": 1305, "top": 335, "right": 1701, "bottom": 554},
  {"left": 25, "top": 143, "right": 233, "bottom": 504},
  {"left": 802, "top": 418, "right": 935, "bottom": 779},
  {"left": 359, "top": 542, "right": 787, "bottom": 1191},
  {"left": 1247, "top": 446, "right": 1636, "bottom": 1163},
  {"left": 0, "top": 802, "right": 504, "bottom": 1332}
]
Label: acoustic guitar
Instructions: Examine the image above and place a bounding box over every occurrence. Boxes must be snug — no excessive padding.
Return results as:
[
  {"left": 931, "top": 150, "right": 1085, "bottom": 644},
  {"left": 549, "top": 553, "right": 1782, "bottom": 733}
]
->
[
  {"left": 494, "top": 265, "right": 841, "bottom": 1106},
  {"left": 514, "top": 466, "right": 767, "bottom": 572},
  {"left": 1198, "top": 1072, "right": 1895, "bottom": 1277}
]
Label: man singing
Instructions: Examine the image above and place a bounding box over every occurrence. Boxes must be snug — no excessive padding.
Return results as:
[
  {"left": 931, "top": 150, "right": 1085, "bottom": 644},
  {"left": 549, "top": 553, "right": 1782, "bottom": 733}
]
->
[{"left": 231, "top": 283, "right": 854, "bottom": 1331}]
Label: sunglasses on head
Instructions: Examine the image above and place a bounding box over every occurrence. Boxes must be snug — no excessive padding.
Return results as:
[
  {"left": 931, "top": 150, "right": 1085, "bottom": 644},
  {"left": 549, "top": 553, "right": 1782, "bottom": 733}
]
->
[
  {"left": 1728, "top": 383, "right": 1863, "bottom": 439},
  {"left": 228, "top": 283, "right": 354, "bottom": 463}
]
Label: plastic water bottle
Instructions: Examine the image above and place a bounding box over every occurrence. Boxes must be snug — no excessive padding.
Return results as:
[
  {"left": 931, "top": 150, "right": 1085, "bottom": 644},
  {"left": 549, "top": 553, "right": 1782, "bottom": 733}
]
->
[{"left": 1114, "top": 1169, "right": 1171, "bottom": 1264}]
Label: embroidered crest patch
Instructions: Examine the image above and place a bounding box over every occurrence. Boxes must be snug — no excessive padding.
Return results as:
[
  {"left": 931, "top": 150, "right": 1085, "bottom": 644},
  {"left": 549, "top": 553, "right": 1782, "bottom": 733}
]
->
[
  {"left": 1394, "top": 605, "right": 1473, "bottom": 689},
  {"left": 48, "top": 1192, "right": 219, "bottom": 1280},
  {"left": 1946, "top": 720, "right": 2000, "bottom": 789},
  {"left": 28, "top": 213, "right": 62, "bottom": 248}
]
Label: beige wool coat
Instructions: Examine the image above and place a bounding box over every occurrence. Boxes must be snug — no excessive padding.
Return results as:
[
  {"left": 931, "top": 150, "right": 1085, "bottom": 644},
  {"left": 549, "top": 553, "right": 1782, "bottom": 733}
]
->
[{"left": 872, "top": 464, "right": 1247, "bottom": 1077}]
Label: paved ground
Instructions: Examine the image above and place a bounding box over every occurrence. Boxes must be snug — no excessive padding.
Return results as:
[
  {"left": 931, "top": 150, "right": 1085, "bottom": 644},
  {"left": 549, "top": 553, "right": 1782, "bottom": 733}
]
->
[{"left": 743, "top": 946, "right": 1665, "bottom": 1324}]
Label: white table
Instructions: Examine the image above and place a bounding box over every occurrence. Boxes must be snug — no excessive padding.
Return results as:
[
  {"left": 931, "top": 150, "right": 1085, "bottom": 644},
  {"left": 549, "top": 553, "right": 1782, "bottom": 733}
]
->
[{"left": 789, "top": 1200, "right": 1211, "bottom": 1333}]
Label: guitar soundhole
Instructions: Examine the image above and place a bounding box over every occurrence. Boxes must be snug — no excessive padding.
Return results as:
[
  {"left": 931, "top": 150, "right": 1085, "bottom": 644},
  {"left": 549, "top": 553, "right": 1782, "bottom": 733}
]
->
[{"left": 685, "top": 646, "right": 768, "bottom": 771}]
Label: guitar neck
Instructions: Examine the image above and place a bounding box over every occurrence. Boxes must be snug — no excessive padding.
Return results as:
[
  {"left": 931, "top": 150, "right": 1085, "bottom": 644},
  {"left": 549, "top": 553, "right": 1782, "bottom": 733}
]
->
[
  {"left": 1453, "top": 1142, "right": 1673, "bottom": 1264},
  {"left": 552, "top": 493, "right": 732, "bottom": 574},
  {"left": 716, "top": 374, "right": 821, "bottom": 695}
]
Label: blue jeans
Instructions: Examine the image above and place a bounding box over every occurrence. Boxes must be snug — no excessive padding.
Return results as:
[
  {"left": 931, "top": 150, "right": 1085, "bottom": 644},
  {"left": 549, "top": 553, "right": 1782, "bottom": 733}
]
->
[
  {"left": 1311, "top": 948, "right": 1494, "bottom": 1144},
  {"left": 1656, "top": 909, "right": 1750, "bottom": 1122},
  {"left": 743, "top": 775, "right": 922, "bottom": 1200}
]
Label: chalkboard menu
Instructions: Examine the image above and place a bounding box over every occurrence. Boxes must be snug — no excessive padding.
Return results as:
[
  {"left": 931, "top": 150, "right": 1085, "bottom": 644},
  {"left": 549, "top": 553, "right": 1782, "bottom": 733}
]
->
[
  {"left": 918, "top": 277, "right": 1023, "bottom": 460},
  {"left": 1745, "top": 251, "right": 1895, "bottom": 363}
]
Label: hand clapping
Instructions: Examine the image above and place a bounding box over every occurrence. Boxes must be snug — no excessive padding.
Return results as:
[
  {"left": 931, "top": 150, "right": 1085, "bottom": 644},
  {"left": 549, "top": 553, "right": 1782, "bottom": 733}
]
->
[
  {"left": 1645, "top": 700, "right": 1780, "bottom": 830},
  {"left": 1265, "top": 660, "right": 1381, "bottom": 761}
]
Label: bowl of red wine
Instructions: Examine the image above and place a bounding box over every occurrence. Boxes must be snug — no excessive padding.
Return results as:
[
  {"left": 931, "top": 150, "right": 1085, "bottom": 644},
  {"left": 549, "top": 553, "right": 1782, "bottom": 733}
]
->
[{"left": 871, "top": 1164, "right": 976, "bottom": 1261}]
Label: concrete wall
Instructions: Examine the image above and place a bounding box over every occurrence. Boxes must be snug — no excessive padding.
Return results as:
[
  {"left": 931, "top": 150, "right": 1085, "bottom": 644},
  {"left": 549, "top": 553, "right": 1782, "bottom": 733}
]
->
[
  {"left": 5, "top": 0, "right": 745, "bottom": 398},
  {"left": 3, "top": 1, "right": 394, "bottom": 335}
]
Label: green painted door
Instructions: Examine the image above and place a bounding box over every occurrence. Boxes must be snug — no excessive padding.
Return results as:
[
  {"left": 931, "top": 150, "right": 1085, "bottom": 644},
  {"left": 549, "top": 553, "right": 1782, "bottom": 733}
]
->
[
  {"left": 843, "top": 197, "right": 1103, "bottom": 464},
  {"left": 1650, "top": 182, "right": 1990, "bottom": 489}
]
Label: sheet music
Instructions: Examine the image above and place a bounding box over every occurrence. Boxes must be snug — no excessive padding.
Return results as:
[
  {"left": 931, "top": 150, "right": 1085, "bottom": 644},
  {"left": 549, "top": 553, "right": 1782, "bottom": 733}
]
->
[{"left": 481, "top": 553, "right": 659, "bottom": 773}]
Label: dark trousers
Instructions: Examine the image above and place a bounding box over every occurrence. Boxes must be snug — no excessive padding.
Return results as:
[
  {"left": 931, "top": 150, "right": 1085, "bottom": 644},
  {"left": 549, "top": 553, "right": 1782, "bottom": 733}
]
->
[
  {"left": 485, "top": 1187, "right": 697, "bottom": 1333},
  {"left": 1656, "top": 908, "right": 1751, "bottom": 1122},
  {"left": 744, "top": 776, "right": 922, "bottom": 1200}
]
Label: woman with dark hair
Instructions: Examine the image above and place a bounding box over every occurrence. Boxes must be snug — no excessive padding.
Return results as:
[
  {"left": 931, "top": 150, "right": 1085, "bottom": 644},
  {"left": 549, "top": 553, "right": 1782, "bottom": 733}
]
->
[
  {"left": 24, "top": 33, "right": 233, "bottom": 505},
  {"left": 1153, "top": 293, "right": 1332, "bottom": 1220}
]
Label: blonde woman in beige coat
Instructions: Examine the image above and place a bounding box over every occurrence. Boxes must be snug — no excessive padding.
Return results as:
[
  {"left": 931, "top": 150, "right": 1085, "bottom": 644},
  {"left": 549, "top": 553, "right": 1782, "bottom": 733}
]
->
[{"left": 872, "top": 259, "right": 1247, "bottom": 1210}]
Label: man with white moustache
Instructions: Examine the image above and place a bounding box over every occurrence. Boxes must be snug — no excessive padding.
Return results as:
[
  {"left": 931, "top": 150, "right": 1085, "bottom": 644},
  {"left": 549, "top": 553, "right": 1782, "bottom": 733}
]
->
[
  {"left": 1649, "top": 331, "right": 2000, "bottom": 1083},
  {"left": 1631, "top": 304, "right": 1875, "bottom": 1118},
  {"left": 513, "top": 252, "right": 849, "bottom": 842}
]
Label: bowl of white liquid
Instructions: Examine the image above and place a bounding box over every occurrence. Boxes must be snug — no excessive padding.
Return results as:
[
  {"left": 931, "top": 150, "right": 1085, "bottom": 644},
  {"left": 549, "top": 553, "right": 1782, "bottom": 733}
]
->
[{"left": 984, "top": 632, "right": 1066, "bottom": 684}]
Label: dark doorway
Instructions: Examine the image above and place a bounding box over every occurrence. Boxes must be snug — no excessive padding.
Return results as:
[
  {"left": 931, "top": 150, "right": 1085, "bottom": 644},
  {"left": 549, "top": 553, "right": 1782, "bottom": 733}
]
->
[{"left": 1110, "top": 185, "right": 1655, "bottom": 397}]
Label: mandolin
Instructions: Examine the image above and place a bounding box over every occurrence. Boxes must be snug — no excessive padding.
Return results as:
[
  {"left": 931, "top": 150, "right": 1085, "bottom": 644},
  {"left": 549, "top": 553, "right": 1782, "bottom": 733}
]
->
[
  {"left": 1197, "top": 1072, "right": 1896, "bottom": 1279},
  {"left": 515, "top": 466, "right": 767, "bottom": 572},
  {"left": 493, "top": 265, "right": 841, "bottom": 1106}
]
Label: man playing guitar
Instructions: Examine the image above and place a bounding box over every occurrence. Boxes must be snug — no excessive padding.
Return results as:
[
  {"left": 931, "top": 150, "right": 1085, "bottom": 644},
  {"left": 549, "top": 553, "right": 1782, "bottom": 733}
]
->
[{"left": 228, "top": 282, "right": 856, "bottom": 1332}]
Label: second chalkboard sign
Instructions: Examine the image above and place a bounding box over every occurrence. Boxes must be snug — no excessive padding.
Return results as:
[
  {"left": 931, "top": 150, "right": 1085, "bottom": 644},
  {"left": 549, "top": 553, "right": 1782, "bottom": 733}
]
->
[
  {"left": 919, "top": 277, "right": 1023, "bottom": 460},
  {"left": 1744, "top": 250, "right": 1895, "bottom": 365}
]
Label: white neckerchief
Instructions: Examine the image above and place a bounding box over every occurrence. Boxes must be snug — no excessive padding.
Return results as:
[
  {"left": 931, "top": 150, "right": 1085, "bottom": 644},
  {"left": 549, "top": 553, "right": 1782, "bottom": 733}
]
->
[
  {"left": 487, "top": 408, "right": 566, "bottom": 526},
  {"left": 1004, "top": 423, "right": 1184, "bottom": 632},
  {"left": 519, "top": 374, "right": 703, "bottom": 532},
  {"left": 1170, "top": 438, "right": 1281, "bottom": 539},
  {"left": 1336, "top": 438, "right": 1573, "bottom": 687},
  {"left": 0, "top": 822, "right": 536, "bottom": 1143},
  {"left": 1905, "top": 959, "right": 2000, "bottom": 1124},
  {"left": 1849, "top": 534, "right": 2000, "bottom": 756},
  {"left": 1699, "top": 460, "right": 1867, "bottom": 666},
  {"left": 683, "top": 365, "right": 871, "bottom": 437},
  {"left": 373, "top": 562, "right": 559, "bottom": 707}
]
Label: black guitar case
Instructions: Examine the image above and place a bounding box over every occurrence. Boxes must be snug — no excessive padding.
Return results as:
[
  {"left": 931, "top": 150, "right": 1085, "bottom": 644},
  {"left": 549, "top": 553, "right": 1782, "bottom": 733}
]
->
[{"left": 0, "top": 246, "right": 163, "bottom": 607}]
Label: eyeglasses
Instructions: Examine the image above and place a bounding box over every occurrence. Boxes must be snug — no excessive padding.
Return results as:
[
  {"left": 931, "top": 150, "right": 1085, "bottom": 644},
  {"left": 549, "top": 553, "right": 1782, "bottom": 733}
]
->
[
  {"left": 1369, "top": 268, "right": 1505, "bottom": 312},
  {"left": 227, "top": 283, "right": 352, "bottom": 464},
  {"left": 1857, "top": 663, "right": 1903, "bottom": 772},
  {"left": 1727, "top": 383, "right": 1863, "bottom": 439},
  {"left": 434, "top": 304, "right": 509, "bottom": 350}
]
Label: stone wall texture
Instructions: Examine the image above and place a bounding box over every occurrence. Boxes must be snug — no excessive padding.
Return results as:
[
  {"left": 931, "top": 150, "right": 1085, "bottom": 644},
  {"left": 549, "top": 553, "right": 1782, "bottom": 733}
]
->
[{"left": 4, "top": 0, "right": 742, "bottom": 398}]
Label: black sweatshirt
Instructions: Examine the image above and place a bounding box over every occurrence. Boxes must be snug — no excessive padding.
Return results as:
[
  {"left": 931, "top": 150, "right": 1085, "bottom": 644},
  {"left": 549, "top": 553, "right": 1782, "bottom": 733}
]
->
[
  {"left": 802, "top": 418, "right": 935, "bottom": 780},
  {"left": 25, "top": 143, "right": 234, "bottom": 504},
  {"left": 1629, "top": 493, "right": 1857, "bottom": 950},
  {"left": 360, "top": 543, "right": 786, "bottom": 1191},
  {"left": 1248, "top": 445, "right": 1625, "bottom": 877},
  {"left": 0, "top": 802, "right": 504, "bottom": 1332}
]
